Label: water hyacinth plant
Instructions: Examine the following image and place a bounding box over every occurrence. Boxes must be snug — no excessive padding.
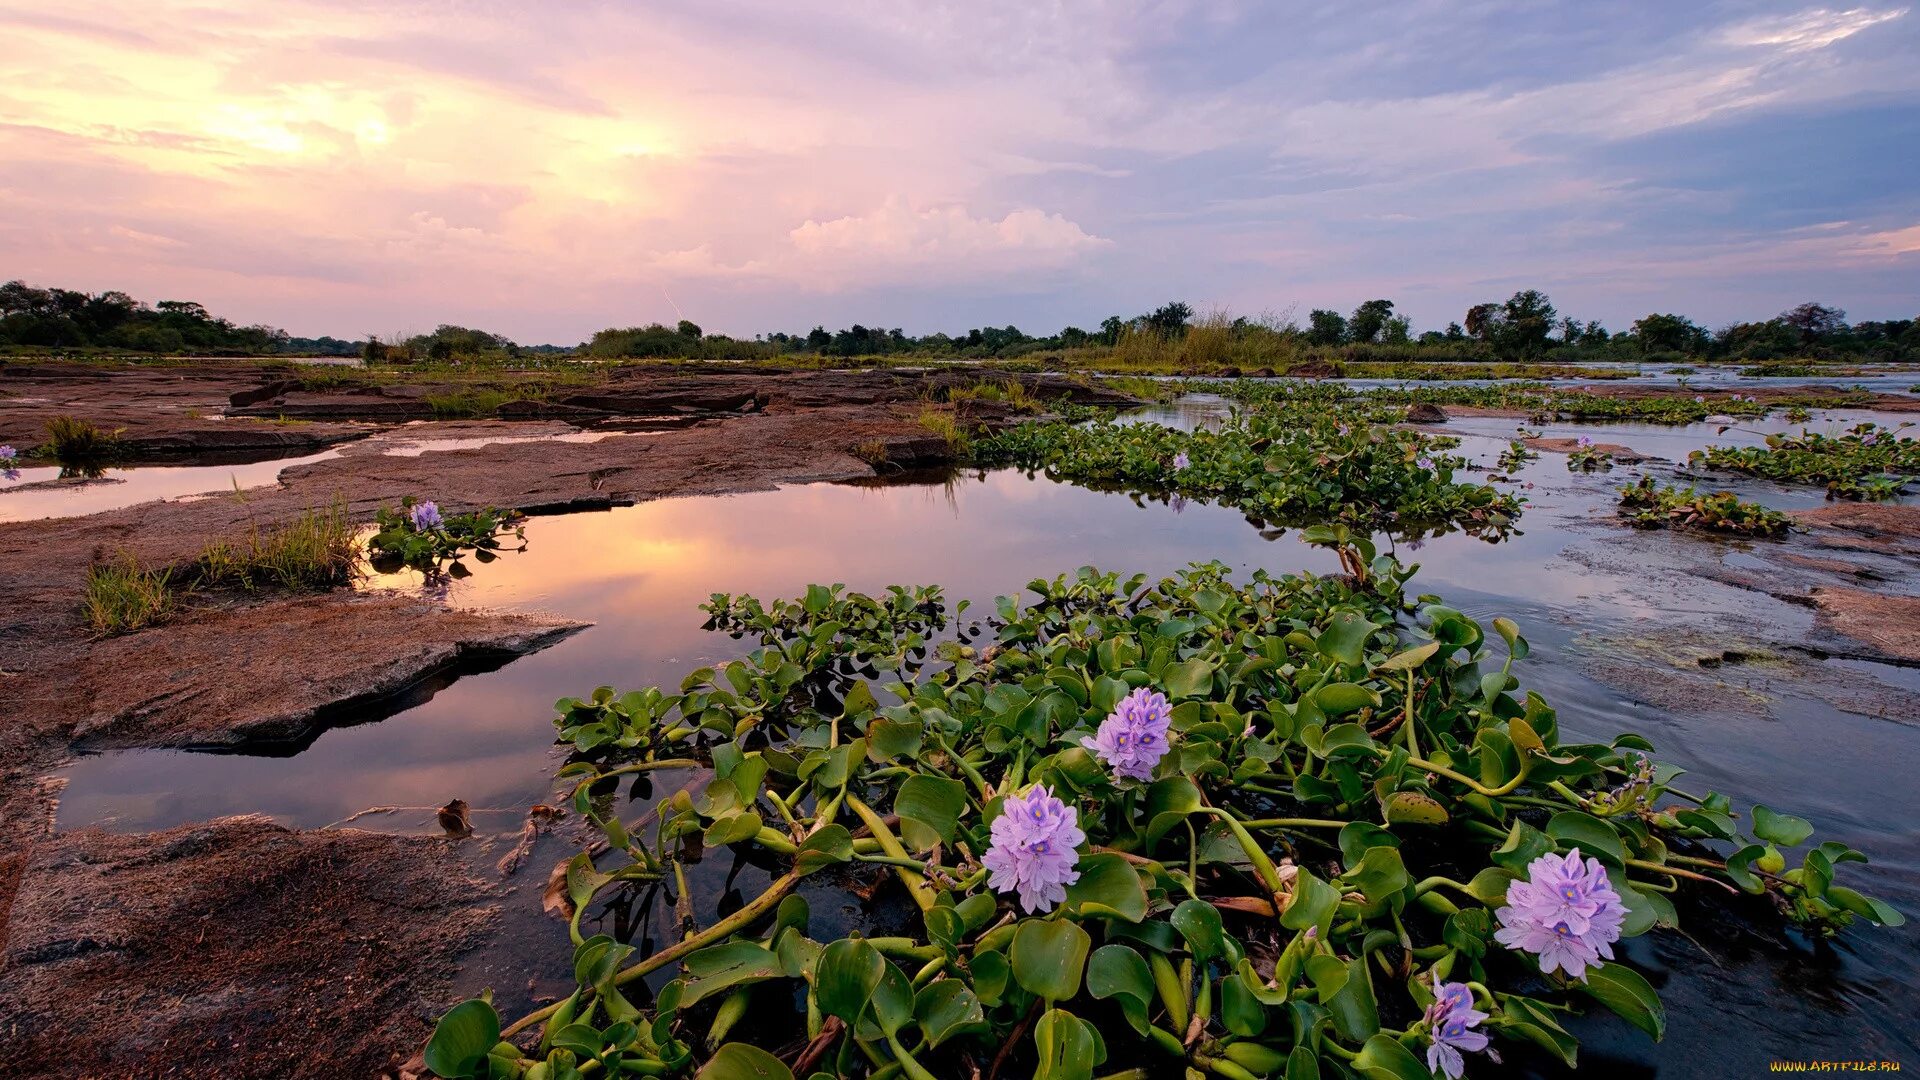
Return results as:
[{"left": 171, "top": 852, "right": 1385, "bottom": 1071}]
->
[
  {"left": 425, "top": 560, "right": 1899, "bottom": 1080},
  {"left": 370, "top": 495, "right": 527, "bottom": 573},
  {"left": 1689, "top": 422, "right": 1918, "bottom": 500},
  {"left": 1617, "top": 477, "right": 1792, "bottom": 537},
  {"left": 974, "top": 410, "right": 1521, "bottom": 541}
]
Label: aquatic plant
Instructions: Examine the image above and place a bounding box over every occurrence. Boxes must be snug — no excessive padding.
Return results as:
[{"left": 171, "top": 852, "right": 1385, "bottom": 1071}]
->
[
  {"left": 83, "top": 552, "right": 174, "bottom": 634},
  {"left": 1565, "top": 440, "right": 1613, "bottom": 472},
  {"left": 370, "top": 496, "right": 526, "bottom": 572},
  {"left": 0, "top": 444, "right": 15, "bottom": 462},
  {"left": 974, "top": 411, "right": 1522, "bottom": 540},
  {"left": 425, "top": 565, "right": 1899, "bottom": 1080},
  {"left": 1617, "top": 477, "right": 1792, "bottom": 536},
  {"left": 1495, "top": 439, "right": 1536, "bottom": 474},
  {"left": 1689, "top": 422, "right": 1918, "bottom": 500},
  {"left": 1081, "top": 686, "right": 1172, "bottom": 782}
]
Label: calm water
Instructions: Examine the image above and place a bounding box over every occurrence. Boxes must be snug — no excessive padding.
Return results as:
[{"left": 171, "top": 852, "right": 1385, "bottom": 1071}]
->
[{"left": 46, "top": 401, "right": 1920, "bottom": 1075}]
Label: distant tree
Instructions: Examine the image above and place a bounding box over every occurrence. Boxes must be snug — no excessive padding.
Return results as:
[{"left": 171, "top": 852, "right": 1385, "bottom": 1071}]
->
[
  {"left": 805, "top": 326, "right": 831, "bottom": 350},
  {"left": 1145, "top": 302, "right": 1193, "bottom": 338},
  {"left": 1463, "top": 303, "right": 1500, "bottom": 341},
  {"left": 1098, "top": 315, "right": 1125, "bottom": 345},
  {"left": 676, "top": 319, "right": 703, "bottom": 339},
  {"left": 1444, "top": 322, "right": 1466, "bottom": 341},
  {"left": 1630, "top": 313, "right": 1708, "bottom": 355},
  {"left": 1306, "top": 309, "right": 1348, "bottom": 346},
  {"left": 1778, "top": 302, "right": 1846, "bottom": 344},
  {"left": 1494, "top": 290, "right": 1556, "bottom": 357},
  {"left": 1346, "top": 299, "right": 1395, "bottom": 344},
  {"left": 1382, "top": 315, "right": 1411, "bottom": 344}
]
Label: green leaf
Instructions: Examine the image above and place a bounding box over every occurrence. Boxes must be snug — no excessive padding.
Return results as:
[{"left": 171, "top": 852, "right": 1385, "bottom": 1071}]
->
[
  {"left": 868, "top": 959, "right": 916, "bottom": 1038},
  {"left": 679, "top": 940, "right": 783, "bottom": 1007},
  {"left": 1491, "top": 820, "right": 1554, "bottom": 873},
  {"left": 423, "top": 1000, "right": 501, "bottom": 1079},
  {"left": 1033, "top": 1008, "right": 1104, "bottom": 1080},
  {"left": 1281, "top": 868, "right": 1340, "bottom": 938},
  {"left": 1220, "top": 967, "right": 1267, "bottom": 1036},
  {"left": 1316, "top": 611, "right": 1379, "bottom": 666},
  {"left": 1145, "top": 776, "right": 1204, "bottom": 845},
  {"left": 1546, "top": 811, "right": 1626, "bottom": 866},
  {"left": 915, "top": 980, "right": 986, "bottom": 1047},
  {"left": 814, "top": 938, "right": 884, "bottom": 1024},
  {"left": 1382, "top": 791, "right": 1448, "bottom": 826},
  {"left": 1323, "top": 957, "right": 1379, "bottom": 1044},
  {"left": 1171, "top": 898, "right": 1226, "bottom": 962},
  {"left": 1751, "top": 805, "right": 1815, "bottom": 847},
  {"left": 697, "top": 1043, "right": 794, "bottom": 1080},
  {"left": 1086, "top": 945, "right": 1154, "bottom": 1035},
  {"left": 1578, "top": 962, "right": 1666, "bottom": 1042},
  {"left": 795, "top": 825, "right": 854, "bottom": 876},
  {"left": 896, "top": 774, "right": 968, "bottom": 851},
  {"left": 1375, "top": 641, "right": 1439, "bottom": 672},
  {"left": 1063, "top": 853, "right": 1149, "bottom": 923},
  {"left": 1344, "top": 846, "right": 1410, "bottom": 905},
  {"left": 1315, "top": 683, "right": 1382, "bottom": 717},
  {"left": 1353, "top": 1033, "right": 1430, "bottom": 1080},
  {"left": 1012, "top": 918, "right": 1092, "bottom": 1001},
  {"left": 1164, "top": 657, "right": 1216, "bottom": 699},
  {"left": 703, "top": 810, "right": 764, "bottom": 847}
]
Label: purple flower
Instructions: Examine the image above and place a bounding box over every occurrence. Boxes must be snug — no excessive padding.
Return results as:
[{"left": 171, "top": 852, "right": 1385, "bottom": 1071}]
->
[
  {"left": 408, "top": 500, "right": 444, "bottom": 532},
  {"left": 983, "top": 785, "right": 1084, "bottom": 913},
  {"left": 1493, "top": 850, "right": 1625, "bottom": 981},
  {"left": 1576, "top": 436, "right": 1594, "bottom": 449},
  {"left": 1171, "top": 451, "right": 1190, "bottom": 471},
  {"left": 1693, "top": 395, "right": 1705, "bottom": 403},
  {"left": 1424, "top": 973, "right": 1489, "bottom": 1080},
  {"left": 1082, "top": 686, "right": 1172, "bottom": 782},
  {"left": 1170, "top": 494, "right": 1188, "bottom": 515},
  {"left": 0, "top": 445, "right": 15, "bottom": 462},
  {"left": 1417, "top": 456, "right": 1435, "bottom": 470}
]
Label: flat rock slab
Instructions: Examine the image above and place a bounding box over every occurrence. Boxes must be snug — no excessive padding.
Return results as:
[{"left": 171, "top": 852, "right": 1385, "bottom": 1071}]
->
[
  {"left": 4, "top": 594, "right": 587, "bottom": 751},
  {"left": 1793, "top": 502, "right": 1920, "bottom": 557},
  {"left": 0, "top": 815, "right": 497, "bottom": 1080},
  {"left": 1523, "top": 436, "right": 1655, "bottom": 463},
  {"left": 1809, "top": 586, "right": 1920, "bottom": 664}
]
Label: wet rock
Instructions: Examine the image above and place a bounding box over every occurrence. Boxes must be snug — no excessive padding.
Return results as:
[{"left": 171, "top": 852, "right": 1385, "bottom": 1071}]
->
[
  {"left": 0, "top": 815, "right": 498, "bottom": 1080},
  {"left": 227, "top": 378, "right": 302, "bottom": 407},
  {"left": 1523, "top": 436, "right": 1655, "bottom": 463},
  {"left": 1808, "top": 587, "right": 1920, "bottom": 664},
  {"left": 1793, "top": 503, "right": 1920, "bottom": 557},
  {"left": 1404, "top": 402, "right": 1448, "bottom": 423},
  {"left": 867, "top": 435, "right": 955, "bottom": 468},
  {"left": 7, "top": 595, "right": 588, "bottom": 751}
]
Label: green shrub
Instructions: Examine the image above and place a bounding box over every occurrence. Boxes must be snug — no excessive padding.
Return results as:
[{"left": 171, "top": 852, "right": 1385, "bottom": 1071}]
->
[
  {"left": 195, "top": 504, "right": 358, "bottom": 591},
  {"left": 43, "top": 416, "right": 121, "bottom": 461}
]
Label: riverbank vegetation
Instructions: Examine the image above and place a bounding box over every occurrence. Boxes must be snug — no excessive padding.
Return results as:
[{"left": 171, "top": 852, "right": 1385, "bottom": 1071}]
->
[
  {"left": 8, "top": 279, "right": 1916, "bottom": 371},
  {"left": 1689, "top": 422, "right": 1918, "bottom": 500},
  {"left": 1617, "top": 478, "right": 1793, "bottom": 536}
]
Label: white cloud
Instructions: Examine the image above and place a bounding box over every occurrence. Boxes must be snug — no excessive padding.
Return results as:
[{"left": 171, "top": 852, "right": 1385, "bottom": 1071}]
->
[
  {"left": 784, "top": 198, "right": 1109, "bottom": 285},
  {"left": 1721, "top": 6, "right": 1907, "bottom": 51}
]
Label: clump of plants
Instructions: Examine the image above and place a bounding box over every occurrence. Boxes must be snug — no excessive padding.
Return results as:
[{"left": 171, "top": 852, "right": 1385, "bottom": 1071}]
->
[
  {"left": 974, "top": 410, "right": 1521, "bottom": 541},
  {"left": 41, "top": 415, "right": 122, "bottom": 463},
  {"left": 1689, "top": 422, "right": 1917, "bottom": 500},
  {"left": 1495, "top": 440, "right": 1535, "bottom": 474},
  {"left": 83, "top": 552, "right": 175, "bottom": 634},
  {"left": 423, "top": 562, "right": 1898, "bottom": 1080},
  {"left": 370, "top": 496, "right": 527, "bottom": 573},
  {"left": 1617, "top": 477, "right": 1792, "bottom": 537},
  {"left": 1565, "top": 438, "right": 1613, "bottom": 472},
  {"left": 196, "top": 504, "right": 359, "bottom": 591}
]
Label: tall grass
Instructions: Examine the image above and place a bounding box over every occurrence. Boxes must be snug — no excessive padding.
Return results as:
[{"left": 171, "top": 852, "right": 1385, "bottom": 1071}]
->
[
  {"left": 195, "top": 503, "right": 358, "bottom": 591},
  {"left": 85, "top": 553, "right": 174, "bottom": 634},
  {"left": 915, "top": 406, "right": 969, "bottom": 453}
]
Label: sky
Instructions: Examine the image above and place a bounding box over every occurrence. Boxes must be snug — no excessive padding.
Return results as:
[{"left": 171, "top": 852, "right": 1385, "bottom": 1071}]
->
[{"left": 1, "top": 1, "right": 1916, "bottom": 345}]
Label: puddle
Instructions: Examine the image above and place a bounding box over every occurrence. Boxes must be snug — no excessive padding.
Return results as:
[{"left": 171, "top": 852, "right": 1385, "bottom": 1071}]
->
[
  {"left": 375, "top": 429, "right": 631, "bottom": 456},
  {"left": 0, "top": 447, "right": 344, "bottom": 523},
  {"left": 43, "top": 396, "right": 1920, "bottom": 1071}
]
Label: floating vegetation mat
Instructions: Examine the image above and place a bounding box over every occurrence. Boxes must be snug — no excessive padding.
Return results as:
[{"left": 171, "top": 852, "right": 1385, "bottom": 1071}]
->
[{"left": 421, "top": 555, "right": 1901, "bottom": 1080}]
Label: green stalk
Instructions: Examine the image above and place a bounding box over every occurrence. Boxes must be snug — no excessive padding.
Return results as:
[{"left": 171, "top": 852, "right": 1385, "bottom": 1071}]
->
[{"left": 847, "top": 795, "right": 937, "bottom": 912}]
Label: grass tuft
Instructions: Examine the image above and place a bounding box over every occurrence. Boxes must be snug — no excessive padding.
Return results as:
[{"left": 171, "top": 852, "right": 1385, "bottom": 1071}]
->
[
  {"left": 194, "top": 503, "right": 359, "bottom": 590},
  {"left": 44, "top": 416, "right": 122, "bottom": 461},
  {"left": 85, "top": 553, "right": 174, "bottom": 634}
]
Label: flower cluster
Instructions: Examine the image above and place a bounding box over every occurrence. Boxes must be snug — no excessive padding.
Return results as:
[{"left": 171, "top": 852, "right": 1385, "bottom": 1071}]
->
[
  {"left": 1494, "top": 850, "right": 1625, "bottom": 981},
  {"left": 1081, "top": 686, "right": 1172, "bottom": 781},
  {"left": 0, "top": 444, "right": 15, "bottom": 462},
  {"left": 1576, "top": 435, "right": 1595, "bottom": 449},
  {"left": 408, "top": 499, "right": 444, "bottom": 532},
  {"left": 0, "top": 444, "right": 15, "bottom": 481},
  {"left": 1423, "top": 974, "right": 1490, "bottom": 1080},
  {"left": 983, "top": 785, "right": 1084, "bottom": 913},
  {"left": 1171, "top": 451, "right": 1190, "bottom": 471}
]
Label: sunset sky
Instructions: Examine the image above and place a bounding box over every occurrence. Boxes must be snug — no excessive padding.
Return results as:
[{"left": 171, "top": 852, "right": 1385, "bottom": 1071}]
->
[{"left": 2, "top": 1, "right": 1915, "bottom": 343}]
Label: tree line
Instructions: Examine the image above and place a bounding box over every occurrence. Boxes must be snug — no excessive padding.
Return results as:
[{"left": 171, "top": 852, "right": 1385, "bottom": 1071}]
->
[{"left": 5, "top": 278, "right": 1915, "bottom": 364}]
